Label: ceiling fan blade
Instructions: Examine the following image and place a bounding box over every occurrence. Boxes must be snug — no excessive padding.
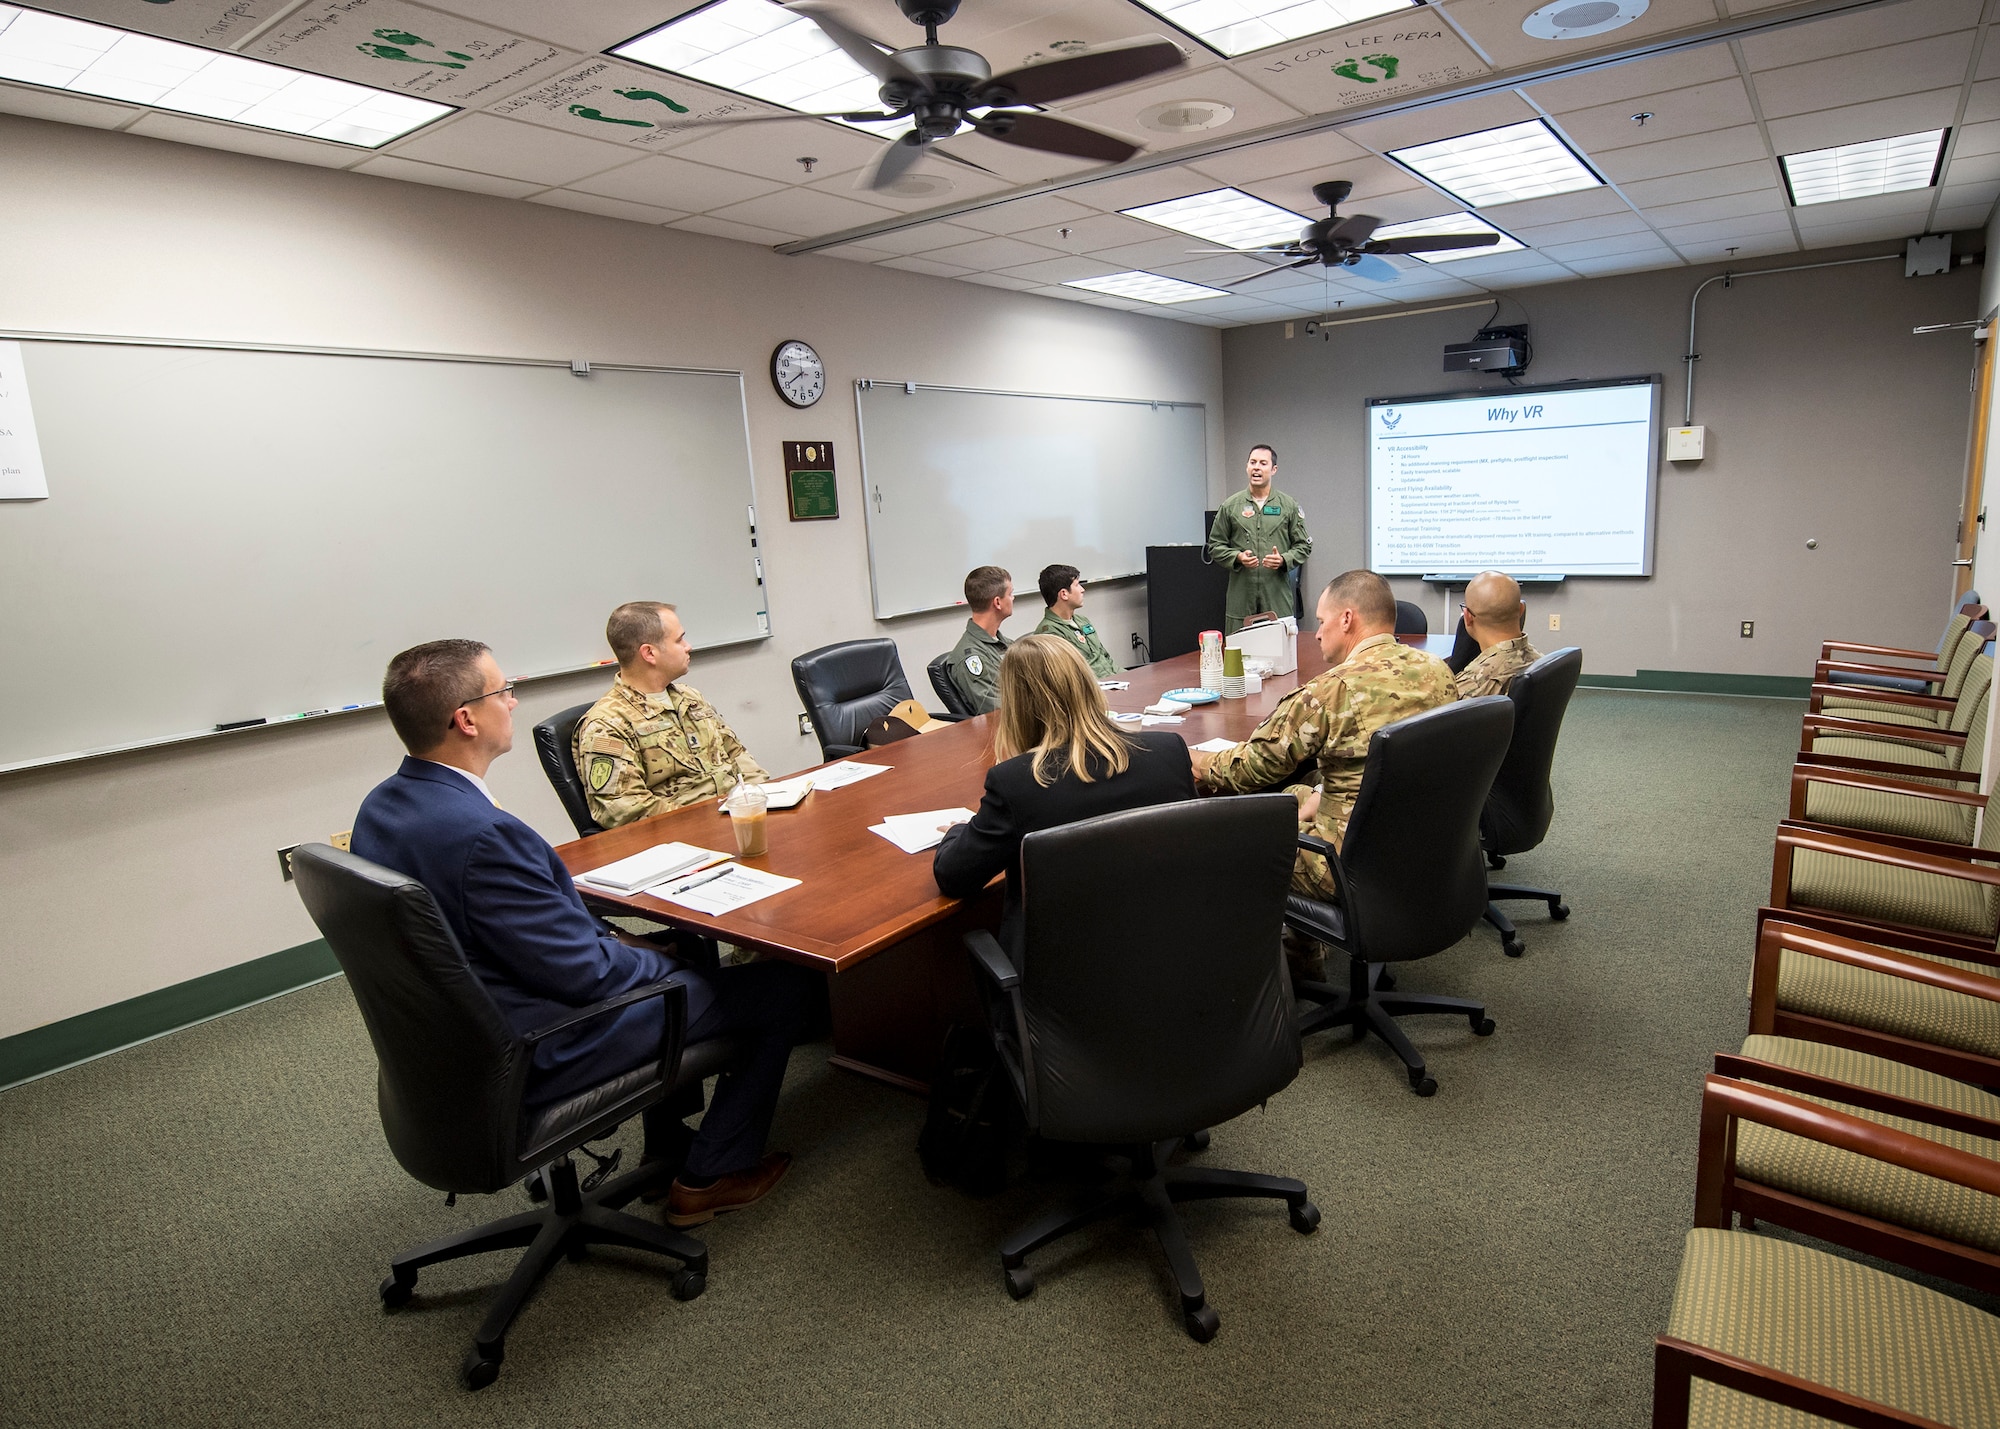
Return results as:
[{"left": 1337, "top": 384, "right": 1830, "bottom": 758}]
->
[
  {"left": 1185, "top": 246, "right": 1305, "bottom": 255},
  {"left": 648, "top": 108, "right": 905, "bottom": 128},
  {"left": 1223, "top": 257, "right": 1319, "bottom": 286},
  {"left": 1365, "top": 232, "right": 1501, "bottom": 254},
  {"left": 789, "top": 3, "right": 924, "bottom": 88},
  {"left": 973, "top": 37, "right": 1184, "bottom": 107},
  {"left": 930, "top": 145, "right": 1003, "bottom": 177},
  {"left": 859, "top": 132, "right": 928, "bottom": 191},
  {"left": 977, "top": 111, "right": 1137, "bottom": 164},
  {"left": 1326, "top": 213, "right": 1380, "bottom": 245},
  {"left": 1345, "top": 253, "right": 1401, "bottom": 283}
]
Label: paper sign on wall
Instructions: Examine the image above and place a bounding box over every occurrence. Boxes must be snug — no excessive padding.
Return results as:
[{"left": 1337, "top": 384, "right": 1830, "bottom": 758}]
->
[{"left": 0, "top": 341, "right": 49, "bottom": 501}]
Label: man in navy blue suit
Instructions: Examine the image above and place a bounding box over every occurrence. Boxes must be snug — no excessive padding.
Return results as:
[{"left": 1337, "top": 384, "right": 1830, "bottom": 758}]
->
[{"left": 352, "top": 638, "right": 810, "bottom": 1227}]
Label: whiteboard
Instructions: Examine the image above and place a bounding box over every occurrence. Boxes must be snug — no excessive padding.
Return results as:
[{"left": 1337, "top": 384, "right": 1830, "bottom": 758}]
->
[
  {"left": 0, "top": 335, "right": 766, "bottom": 770},
  {"left": 854, "top": 381, "right": 1208, "bottom": 619},
  {"left": 1365, "top": 376, "right": 1660, "bottom": 577}
]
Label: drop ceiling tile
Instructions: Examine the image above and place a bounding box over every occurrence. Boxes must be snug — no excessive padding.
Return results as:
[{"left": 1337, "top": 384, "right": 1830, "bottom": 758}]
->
[
  {"left": 482, "top": 59, "right": 788, "bottom": 157},
  {"left": 1791, "top": 189, "right": 1940, "bottom": 226},
  {"left": 1656, "top": 211, "right": 1796, "bottom": 245},
  {"left": 1795, "top": 215, "right": 1934, "bottom": 246},
  {"left": 877, "top": 254, "right": 974, "bottom": 277},
  {"left": 569, "top": 153, "right": 785, "bottom": 211},
  {"left": 1938, "top": 178, "right": 2000, "bottom": 209},
  {"left": 1954, "top": 120, "right": 2000, "bottom": 157},
  {"left": 1763, "top": 90, "right": 1961, "bottom": 155},
  {"left": 1339, "top": 91, "right": 1539, "bottom": 157},
  {"left": 1185, "top": 130, "right": 1371, "bottom": 186},
  {"left": 1933, "top": 200, "right": 1997, "bottom": 229},
  {"left": 809, "top": 164, "right": 1013, "bottom": 211},
  {"left": 1620, "top": 160, "right": 1780, "bottom": 208},
  {"left": 706, "top": 186, "right": 899, "bottom": 236},
  {"left": 854, "top": 220, "right": 989, "bottom": 254},
  {"left": 248, "top": 1, "right": 576, "bottom": 108},
  {"left": 1737, "top": 0, "right": 1981, "bottom": 70},
  {"left": 666, "top": 118, "right": 880, "bottom": 184},
  {"left": 994, "top": 255, "right": 1132, "bottom": 284},
  {"left": 956, "top": 271, "right": 1040, "bottom": 291},
  {"left": 950, "top": 193, "right": 1100, "bottom": 234},
  {"left": 33, "top": 0, "right": 292, "bottom": 44},
  {"left": 1638, "top": 188, "right": 1789, "bottom": 227},
  {"left": 1504, "top": 264, "right": 1589, "bottom": 286},
  {"left": 1066, "top": 165, "right": 1231, "bottom": 212},
  {"left": 1478, "top": 186, "right": 1630, "bottom": 225},
  {"left": 530, "top": 190, "right": 685, "bottom": 224},
  {"left": 353, "top": 154, "right": 544, "bottom": 197},
  {"left": 1945, "top": 151, "right": 2000, "bottom": 186},
  {"left": 1551, "top": 80, "right": 1756, "bottom": 155},
  {"left": 925, "top": 233, "right": 1068, "bottom": 270},
  {"left": 1752, "top": 34, "right": 1973, "bottom": 119},
  {"left": 1980, "top": 27, "right": 2000, "bottom": 80},
  {"left": 1446, "top": 0, "right": 1718, "bottom": 72},
  {"left": 818, "top": 241, "right": 900, "bottom": 263},
  {"left": 1242, "top": 178, "right": 1444, "bottom": 224},
  {"left": 1522, "top": 45, "right": 1741, "bottom": 113},
  {"left": 930, "top": 131, "right": 1101, "bottom": 185},
  {"left": 124, "top": 113, "right": 359, "bottom": 168},
  {"left": 1508, "top": 210, "right": 1651, "bottom": 244},
  {"left": 1091, "top": 234, "right": 1232, "bottom": 268},
  {"left": 1564, "top": 251, "right": 1684, "bottom": 275},
  {"left": 1673, "top": 233, "right": 1798, "bottom": 262},
  {"left": 1595, "top": 125, "right": 1770, "bottom": 183},
  {"left": 427, "top": 0, "right": 696, "bottom": 53},
  {"left": 1964, "top": 78, "right": 2000, "bottom": 124},
  {"left": 1152, "top": 255, "right": 1275, "bottom": 285},
  {"left": 672, "top": 213, "right": 803, "bottom": 244},
  {"left": 387, "top": 112, "right": 634, "bottom": 185},
  {"left": 1015, "top": 212, "right": 1163, "bottom": 251},
  {"left": 1054, "top": 67, "right": 1306, "bottom": 148},
  {"left": 0, "top": 80, "right": 133, "bottom": 130},
  {"left": 1538, "top": 232, "right": 1677, "bottom": 260},
  {"left": 1417, "top": 250, "right": 1570, "bottom": 281}
]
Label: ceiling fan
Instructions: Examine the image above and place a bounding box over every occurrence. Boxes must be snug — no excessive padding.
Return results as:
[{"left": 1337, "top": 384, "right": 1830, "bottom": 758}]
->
[
  {"left": 1211, "top": 180, "right": 1503, "bottom": 286},
  {"left": 666, "top": 0, "right": 1186, "bottom": 189}
]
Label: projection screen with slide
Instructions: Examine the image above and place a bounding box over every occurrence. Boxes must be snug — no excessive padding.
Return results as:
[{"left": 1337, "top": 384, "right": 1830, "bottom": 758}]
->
[{"left": 1366, "top": 375, "right": 1660, "bottom": 577}]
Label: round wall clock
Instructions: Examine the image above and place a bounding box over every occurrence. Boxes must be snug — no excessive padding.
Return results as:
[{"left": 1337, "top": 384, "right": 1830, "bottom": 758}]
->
[{"left": 771, "top": 340, "right": 826, "bottom": 408}]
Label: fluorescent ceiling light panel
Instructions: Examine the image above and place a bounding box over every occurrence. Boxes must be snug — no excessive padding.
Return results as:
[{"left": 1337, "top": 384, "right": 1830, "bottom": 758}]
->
[
  {"left": 1139, "top": 0, "right": 1417, "bottom": 58},
  {"left": 0, "top": 3, "right": 447, "bottom": 146},
  {"left": 1780, "top": 128, "right": 1946, "bottom": 206},
  {"left": 1065, "top": 270, "right": 1231, "bottom": 304},
  {"left": 613, "top": 0, "right": 891, "bottom": 130},
  {"left": 1371, "top": 211, "right": 1525, "bottom": 262},
  {"left": 1389, "top": 119, "right": 1601, "bottom": 209},
  {"left": 1122, "top": 187, "right": 1308, "bottom": 249}
]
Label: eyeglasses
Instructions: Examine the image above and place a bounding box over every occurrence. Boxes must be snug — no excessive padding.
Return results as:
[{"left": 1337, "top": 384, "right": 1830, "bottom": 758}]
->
[{"left": 458, "top": 681, "right": 516, "bottom": 711}]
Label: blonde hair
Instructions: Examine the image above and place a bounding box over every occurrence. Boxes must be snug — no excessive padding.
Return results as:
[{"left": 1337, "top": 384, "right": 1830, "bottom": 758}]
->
[{"left": 993, "top": 634, "right": 1136, "bottom": 786}]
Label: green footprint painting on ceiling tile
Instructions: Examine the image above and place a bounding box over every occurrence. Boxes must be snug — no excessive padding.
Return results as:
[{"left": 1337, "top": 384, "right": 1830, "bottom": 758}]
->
[
  {"left": 1332, "top": 53, "right": 1399, "bottom": 83},
  {"left": 358, "top": 29, "right": 472, "bottom": 67},
  {"left": 615, "top": 88, "right": 690, "bottom": 114},
  {"left": 570, "top": 105, "right": 653, "bottom": 128}
]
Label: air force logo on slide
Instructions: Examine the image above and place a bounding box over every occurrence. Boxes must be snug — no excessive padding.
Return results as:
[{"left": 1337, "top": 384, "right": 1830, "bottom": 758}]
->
[{"left": 1381, "top": 408, "right": 1402, "bottom": 430}]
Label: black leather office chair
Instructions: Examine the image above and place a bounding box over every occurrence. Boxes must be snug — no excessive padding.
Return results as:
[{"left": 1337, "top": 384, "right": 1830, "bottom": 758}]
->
[
  {"left": 1446, "top": 615, "right": 1480, "bottom": 674},
  {"left": 290, "top": 844, "right": 744, "bottom": 1389},
  {"left": 929, "top": 652, "right": 977, "bottom": 718},
  {"left": 1480, "top": 646, "right": 1583, "bottom": 956},
  {"left": 791, "top": 638, "right": 934, "bottom": 760},
  {"left": 969, "top": 796, "right": 1319, "bottom": 1342},
  {"left": 1393, "top": 600, "right": 1428, "bottom": 636},
  {"left": 1284, "top": 698, "right": 1514, "bottom": 1095},
  {"left": 533, "top": 702, "right": 602, "bottom": 838}
]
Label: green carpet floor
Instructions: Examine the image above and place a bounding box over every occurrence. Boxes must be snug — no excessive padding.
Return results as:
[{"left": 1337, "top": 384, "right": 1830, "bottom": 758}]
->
[{"left": 4, "top": 690, "right": 1989, "bottom": 1426}]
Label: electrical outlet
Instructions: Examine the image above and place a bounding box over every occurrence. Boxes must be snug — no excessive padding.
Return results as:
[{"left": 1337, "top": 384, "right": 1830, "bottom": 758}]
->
[
  {"left": 1548, "top": 614, "right": 1560, "bottom": 631},
  {"left": 278, "top": 843, "right": 301, "bottom": 881},
  {"left": 1131, "top": 632, "right": 1144, "bottom": 648},
  {"left": 798, "top": 712, "right": 813, "bottom": 736},
  {"left": 1740, "top": 621, "right": 1755, "bottom": 638}
]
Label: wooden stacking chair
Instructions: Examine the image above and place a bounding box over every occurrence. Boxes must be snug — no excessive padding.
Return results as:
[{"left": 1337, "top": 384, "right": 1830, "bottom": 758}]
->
[
  {"left": 1806, "top": 618, "right": 1993, "bottom": 729},
  {"left": 1798, "top": 642, "right": 1992, "bottom": 794},
  {"left": 1768, "top": 818, "right": 2000, "bottom": 968},
  {"left": 1815, "top": 597, "right": 1985, "bottom": 708}
]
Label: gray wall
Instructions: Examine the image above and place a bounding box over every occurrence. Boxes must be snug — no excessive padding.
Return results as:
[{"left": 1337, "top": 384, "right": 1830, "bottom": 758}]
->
[
  {"left": 1222, "top": 249, "right": 1983, "bottom": 677},
  {"left": 0, "top": 114, "right": 1225, "bottom": 1037}
]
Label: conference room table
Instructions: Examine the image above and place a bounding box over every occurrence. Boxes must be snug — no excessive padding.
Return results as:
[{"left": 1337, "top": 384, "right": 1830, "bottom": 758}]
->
[{"left": 556, "top": 633, "right": 1454, "bottom": 1091}]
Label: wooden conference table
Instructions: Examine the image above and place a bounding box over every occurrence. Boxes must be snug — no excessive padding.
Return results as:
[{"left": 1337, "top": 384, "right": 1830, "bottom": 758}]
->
[{"left": 556, "top": 634, "right": 1453, "bottom": 1091}]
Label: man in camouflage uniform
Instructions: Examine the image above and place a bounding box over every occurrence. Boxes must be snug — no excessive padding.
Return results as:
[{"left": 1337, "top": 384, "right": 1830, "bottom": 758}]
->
[
  {"left": 1453, "top": 570, "right": 1543, "bottom": 699},
  {"left": 1193, "top": 570, "right": 1456, "bottom": 902},
  {"left": 573, "top": 601, "right": 767, "bottom": 829},
  {"left": 1032, "top": 563, "right": 1118, "bottom": 678},
  {"left": 1206, "top": 443, "right": 1313, "bottom": 635},
  {"left": 941, "top": 565, "right": 1014, "bottom": 715}
]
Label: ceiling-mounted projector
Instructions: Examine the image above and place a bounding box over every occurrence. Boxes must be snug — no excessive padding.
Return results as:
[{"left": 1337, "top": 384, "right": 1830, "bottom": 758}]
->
[{"left": 1444, "top": 325, "right": 1530, "bottom": 375}]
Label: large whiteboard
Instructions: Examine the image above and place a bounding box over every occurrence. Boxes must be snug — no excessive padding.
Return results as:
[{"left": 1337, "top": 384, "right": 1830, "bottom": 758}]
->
[
  {"left": 0, "top": 335, "right": 766, "bottom": 770},
  {"left": 854, "top": 381, "right": 1208, "bottom": 618}
]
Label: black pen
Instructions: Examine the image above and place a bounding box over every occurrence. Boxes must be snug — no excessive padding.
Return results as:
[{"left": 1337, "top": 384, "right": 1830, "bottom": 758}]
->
[{"left": 662, "top": 864, "right": 734, "bottom": 897}]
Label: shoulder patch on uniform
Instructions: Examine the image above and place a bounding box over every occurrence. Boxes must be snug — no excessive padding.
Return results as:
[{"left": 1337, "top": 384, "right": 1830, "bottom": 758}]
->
[
  {"left": 589, "top": 756, "right": 613, "bottom": 791},
  {"left": 966, "top": 654, "right": 983, "bottom": 677}
]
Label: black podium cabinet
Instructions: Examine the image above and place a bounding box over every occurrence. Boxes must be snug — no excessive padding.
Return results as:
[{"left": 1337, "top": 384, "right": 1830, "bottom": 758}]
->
[{"left": 1146, "top": 543, "right": 1229, "bottom": 661}]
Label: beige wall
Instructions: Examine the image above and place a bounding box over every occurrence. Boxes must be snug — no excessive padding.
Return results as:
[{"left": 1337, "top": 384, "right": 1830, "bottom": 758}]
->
[
  {"left": 1221, "top": 250, "right": 1982, "bottom": 677},
  {"left": 0, "top": 114, "right": 1226, "bottom": 1037}
]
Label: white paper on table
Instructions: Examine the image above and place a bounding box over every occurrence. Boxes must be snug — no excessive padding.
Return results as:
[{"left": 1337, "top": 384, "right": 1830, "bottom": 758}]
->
[
  {"left": 655, "top": 863, "right": 800, "bottom": 914},
  {"left": 869, "top": 807, "right": 976, "bottom": 854},
  {"left": 1098, "top": 680, "right": 1130, "bottom": 690},
  {"left": 1140, "top": 714, "right": 1184, "bottom": 726},
  {"left": 803, "top": 761, "right": 891, "bottom": 791},
  {"left": 1110, "top": 711, "right": 1144, "bottom": 724},
  {"left": 757, "top": 775, "right": 816, "bottom": 809},
  {"left": 1145, "top": 698, "right": 1191, "bottom": 716},
  {"left": 1192, "top": 737, "right": 1239, "bottom": 753},
  {"left": 576, "top": 842, "right": 729, "bottom": 894}
]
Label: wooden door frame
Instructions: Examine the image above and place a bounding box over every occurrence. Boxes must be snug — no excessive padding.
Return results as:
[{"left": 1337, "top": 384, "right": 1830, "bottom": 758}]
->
[{"left": 1957, "top": 310, "right": 1997, "bottom": 600}]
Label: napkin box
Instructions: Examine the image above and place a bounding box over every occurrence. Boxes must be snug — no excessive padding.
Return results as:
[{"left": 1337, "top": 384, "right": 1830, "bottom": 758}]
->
[{"left": 1227, "top": 617, "right": 1298, "bottom": 675}]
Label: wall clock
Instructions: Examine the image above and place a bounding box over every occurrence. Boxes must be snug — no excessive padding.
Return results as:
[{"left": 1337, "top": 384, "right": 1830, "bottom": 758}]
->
[{"left": 771, "top": 340, "right": 826, "bottom": 408}]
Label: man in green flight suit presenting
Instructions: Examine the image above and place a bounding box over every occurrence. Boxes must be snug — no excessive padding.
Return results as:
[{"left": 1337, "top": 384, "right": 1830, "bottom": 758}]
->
[{"left": 1207, "top": 443, "right": 1312, "bottom": 634}]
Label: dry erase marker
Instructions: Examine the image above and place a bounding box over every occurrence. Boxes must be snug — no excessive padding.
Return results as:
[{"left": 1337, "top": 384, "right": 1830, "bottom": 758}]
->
[{"left": 214, "top": 718, "right": 266, "bottom": 731}]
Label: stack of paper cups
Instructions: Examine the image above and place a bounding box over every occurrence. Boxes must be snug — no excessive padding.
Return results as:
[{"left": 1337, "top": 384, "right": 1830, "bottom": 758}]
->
[
  {"left": 1198, "top": 629, "right": 1223, "bottom": 692},
  {"left": 1221, "top": 646, "right": 1245, "bottom": 699}
]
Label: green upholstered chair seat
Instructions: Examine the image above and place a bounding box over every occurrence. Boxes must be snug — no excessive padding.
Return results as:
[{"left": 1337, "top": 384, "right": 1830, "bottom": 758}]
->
[
  {"left": 1800, "top": 779, "right": 1976, "bottom": 845},
  {"left": 1806, "top": 737, "right": 1956, "bottom": 787},
  {"left": 1789, "top": 848, "right": 1999, "bottom": 940},
  {"left": 1814, "top": 701, "right": 1943, "bottom": 728},
  {"left": 1668, "top": 1228, "right": 2000, "bottom": 1428},
  {"left": 1772, "top": 946, "right": 2000, "bottom": 1059},
  {"left": 1732, "top": 1034, "right": 2000, "bottom": 1253}
]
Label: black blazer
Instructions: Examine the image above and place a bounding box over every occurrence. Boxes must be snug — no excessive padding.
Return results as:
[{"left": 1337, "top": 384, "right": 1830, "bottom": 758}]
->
[{"left": 933, "top": 731, "right": 1196, "bottom": 956}]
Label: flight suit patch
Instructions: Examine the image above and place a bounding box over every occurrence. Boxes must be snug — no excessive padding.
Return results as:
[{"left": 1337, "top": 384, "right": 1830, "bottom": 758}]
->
[
  {"left": 966, "top": 654, "right": 983, "bottom": 677},
  {"left": 589, "top": 757, "right": 613, "bottom": 791}
]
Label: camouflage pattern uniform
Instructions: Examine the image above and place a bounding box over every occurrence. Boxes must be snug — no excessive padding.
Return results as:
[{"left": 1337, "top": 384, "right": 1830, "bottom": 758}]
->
[
  {"left": 1206, "top": 487, "right": 1312, "bottom": 635},
  {"left": 573, "top": 675, "right": 767, "bottom": 829},
  {"left": 1033, "top": 608, "right": 1119, "bottom": 678},
  {"left": 1200, "top": 633, "right": 1456, "bottom": 898},
  {"left": 1455, "top": 634, "right": 1543, "bottom": 699},
  {"left": 943, "top": 619, "right": 1010, "bottom": 714}
]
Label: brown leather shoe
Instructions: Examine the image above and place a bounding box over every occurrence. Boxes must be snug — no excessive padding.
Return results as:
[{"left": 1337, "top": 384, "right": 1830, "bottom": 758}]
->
[{"left": 664, "top": 1152, "right": 792, "bottom": 1226}]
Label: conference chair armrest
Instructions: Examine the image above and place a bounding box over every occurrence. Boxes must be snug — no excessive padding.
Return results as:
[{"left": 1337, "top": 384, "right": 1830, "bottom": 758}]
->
[
  {"left": 521, "top": 977, "right": 689, "bottom": 1051},
  {"left": 1652, "top": 1335, "right": 1948, "bottom": 1429},
  {"left": 1770, "top": 821, "right": 2000, "bottom": 918},
  {"left": 1296, "top": 829, "right": 1352, "bottom": 905},
  {"left": 964, "top": 929, "right": 1034, "bottom": 1127},
  {"left": 1786, "top": 763, "right": 1987, "bottom": 821},
  {"left": 1814, "top": 659, "right": 1947, "bottom": 684},
  {"left": 1795, "top": 750, "right": 1983, "bottom": 784},
  {"left": 823, "top": 742, "right": 864, "bottom": 758},
  {"left": 931, "top": 711, "right": 966, "bottom": 723},
  {"left": 1819, "top": 639, "right": 1939, "bottom": 662},
  {"left": 1712, "top": 1052, "right": 2000, "bottom": 1140},
  {"left": 1807, "top": 683, "right": 1955, "bottom": 713},
  {"left": 1799, "top": 714, "right": 1966, "bottom": 750},
  {"left": 1755, "top": 904, "right": 2000, "bottom": 970},
  {"left": 965, "top": 928, "right": 1019, "bottom": 991},
  {"left": 1750, "top": 916, "right": 2000, "bottom": 1035}
]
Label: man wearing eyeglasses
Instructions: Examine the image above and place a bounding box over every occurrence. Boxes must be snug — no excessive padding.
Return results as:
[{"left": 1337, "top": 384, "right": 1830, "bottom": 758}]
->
[
  {"left": 350, "top": 639, "right": 808, "bottom": 1227},
  {"left": 1453, "top": 571, "right": 1542, "bottom": 699}
]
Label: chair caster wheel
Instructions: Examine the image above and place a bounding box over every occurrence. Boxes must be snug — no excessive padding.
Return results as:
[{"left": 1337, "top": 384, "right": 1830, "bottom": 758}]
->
[
  {"left": 1472, "top": 1016, "right": 1495, "bottom": 1036},
  {"left": 1289, "top": 1201, "right": 1321, "bottom": 1234},
  {"left": 1410, "top": 1072, "right": 1438, "bottom": 1097},
  {"left": 379, "top": 1275, "right": 414, "bottom": 1310},
  {"left": 1502, "top": 936, "right": 1525, "bottom": 958},
  {"left": 1550, "top": 902, "right": 1570, "bottom": 920},
  {"left": 524, "top": 1170, "right": 548, "bottom": 1204},
  {"left": 1183, "top": 1303, "right": 1220, "bottom": 1342},
  {"left": 1004, "top": 1265, "right": 1035, "bottom": 1300},
  {"left": 1182, "top": 1130, "right": 1210, "bottom": 1154},
  {"left": 460, "top": 1349, "right": 501, "bottom": 1391},
  {"left": 671, "top": 1270, "right": 706, "bottom": 1301}
]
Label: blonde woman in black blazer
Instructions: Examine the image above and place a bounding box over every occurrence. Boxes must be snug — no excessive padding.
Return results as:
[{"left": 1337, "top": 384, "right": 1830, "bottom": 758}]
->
[{"left": 933, "top": 633, "right": 1195, "bottom": 959}]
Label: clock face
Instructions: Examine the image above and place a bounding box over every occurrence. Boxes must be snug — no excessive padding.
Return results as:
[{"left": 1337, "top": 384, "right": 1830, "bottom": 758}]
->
[{"left": 771, "top": 340, "right": 825, "bottom": 408}]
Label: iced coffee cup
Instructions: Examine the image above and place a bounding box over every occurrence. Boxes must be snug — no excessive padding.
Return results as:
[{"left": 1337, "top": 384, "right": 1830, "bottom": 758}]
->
[{"left": 724, "top": 783, "right": 769, "bottom": 857}]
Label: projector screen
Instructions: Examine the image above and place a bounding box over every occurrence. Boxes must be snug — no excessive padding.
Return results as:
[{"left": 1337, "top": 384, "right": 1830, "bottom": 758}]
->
[{"left": 1366, "top": 375, "right": 1660, "bottom": 577}]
